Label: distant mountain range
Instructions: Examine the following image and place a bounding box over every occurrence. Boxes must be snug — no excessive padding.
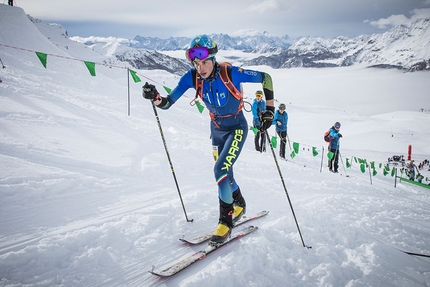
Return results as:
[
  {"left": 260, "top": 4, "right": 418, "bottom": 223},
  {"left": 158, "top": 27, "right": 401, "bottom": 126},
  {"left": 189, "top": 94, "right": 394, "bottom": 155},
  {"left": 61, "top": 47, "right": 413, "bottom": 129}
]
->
[
  {"left": 76, "top": 18, "right": 430, "bottom": 73},
  {"left": 130, "top": 31, "right": 292, "bottom": 54}
]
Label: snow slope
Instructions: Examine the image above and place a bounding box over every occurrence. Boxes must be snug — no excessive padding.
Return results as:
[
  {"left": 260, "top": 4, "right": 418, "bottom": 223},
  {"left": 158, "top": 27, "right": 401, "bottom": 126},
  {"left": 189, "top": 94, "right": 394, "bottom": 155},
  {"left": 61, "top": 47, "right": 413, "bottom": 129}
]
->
[{"left": 1, "top": 4, "right": 430, "bottom": 287}]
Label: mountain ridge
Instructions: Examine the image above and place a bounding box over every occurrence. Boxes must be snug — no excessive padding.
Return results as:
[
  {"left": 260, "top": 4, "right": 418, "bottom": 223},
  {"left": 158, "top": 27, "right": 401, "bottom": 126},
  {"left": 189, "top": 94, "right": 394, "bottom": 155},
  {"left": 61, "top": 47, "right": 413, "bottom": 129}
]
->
[{"left": 72, "top": 19, "right": 430, "bottom": 72}]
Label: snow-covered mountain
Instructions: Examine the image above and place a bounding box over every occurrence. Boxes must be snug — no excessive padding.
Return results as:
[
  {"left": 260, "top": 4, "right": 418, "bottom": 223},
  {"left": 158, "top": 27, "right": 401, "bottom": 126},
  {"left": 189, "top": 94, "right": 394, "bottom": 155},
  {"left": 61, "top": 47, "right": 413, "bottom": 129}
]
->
[
  {"left": 245, "top": 19, "right": 430, "bottom": 71},
  {"left": 73, "top": 18, "right": 430, "bottom": 72},
  {"left": 130, "top": 31, "right": 292, "bottom": 54}
]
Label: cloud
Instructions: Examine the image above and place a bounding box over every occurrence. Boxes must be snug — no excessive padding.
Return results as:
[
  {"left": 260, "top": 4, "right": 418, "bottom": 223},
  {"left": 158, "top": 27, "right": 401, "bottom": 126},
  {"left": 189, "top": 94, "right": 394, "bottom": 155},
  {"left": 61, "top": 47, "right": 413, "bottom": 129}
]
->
[
  {"left": 410, "top": 7, "right": 430, "bottom": 20},
  {"left": 249, "top": 0, "right": 283, "bottom": 13},
  {"left": 366, "top": 7, "right": 430, "bottom": 29},
  {"left": 366, "top": 14, "right": 410, "bottom": 29}
]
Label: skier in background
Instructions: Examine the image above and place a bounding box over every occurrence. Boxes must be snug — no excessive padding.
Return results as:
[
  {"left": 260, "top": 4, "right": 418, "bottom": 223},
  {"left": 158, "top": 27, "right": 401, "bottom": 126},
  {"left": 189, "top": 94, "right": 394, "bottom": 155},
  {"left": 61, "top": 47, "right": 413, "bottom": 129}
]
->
[
  {"left": 142, "top": 34, "right": 275, "bottom": 246},
  {"left": 273, "top": 103, "right": 288, "bottom": 159},
  {"left": 8, "top": 0, "right": 13, "bottom": 6},
  {"left": 251, "top": 90, "right": 266, "bottom": 152},
  {"left": 406, "top": 160, "right": 418, "bottom": 180},
  {"left": 327, "top": 122, "right": 342, "bottom": 173}
]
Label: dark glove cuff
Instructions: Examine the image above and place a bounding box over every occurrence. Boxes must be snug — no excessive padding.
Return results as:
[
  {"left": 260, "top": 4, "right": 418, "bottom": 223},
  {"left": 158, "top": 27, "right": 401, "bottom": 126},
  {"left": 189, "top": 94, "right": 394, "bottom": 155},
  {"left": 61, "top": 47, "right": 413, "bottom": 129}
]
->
[{"left": 155, "top": 96, "right": 168, "bottom": 108}]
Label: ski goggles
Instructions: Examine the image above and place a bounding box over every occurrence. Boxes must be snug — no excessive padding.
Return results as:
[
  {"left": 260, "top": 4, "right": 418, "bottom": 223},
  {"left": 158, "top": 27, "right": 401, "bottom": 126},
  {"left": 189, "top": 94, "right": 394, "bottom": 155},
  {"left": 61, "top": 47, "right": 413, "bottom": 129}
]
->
[
  {"left": 255, "top": 94, "right": 263, "bottom": 98},
  {"left": 335, "top": 125, "right": 341, "bottom": 129},
  {"left": 185, "top": 46, "right": 218, "bottom": 62}
]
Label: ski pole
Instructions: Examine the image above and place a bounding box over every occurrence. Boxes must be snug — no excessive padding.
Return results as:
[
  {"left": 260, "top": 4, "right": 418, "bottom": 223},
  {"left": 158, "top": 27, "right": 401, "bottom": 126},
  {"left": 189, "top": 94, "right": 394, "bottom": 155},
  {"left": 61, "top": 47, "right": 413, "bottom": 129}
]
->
[
  {"left": 320, "top": 146, "right": 325, "bottom": 173},
  {"left": 286, "top": 132, "right": 292, "bottom": 150},
  {"left": 265, "top": 130, "right": 311, "bottom": 249},
  {"left": 148, "top": 100, "right": 193, "bottom": 223}
]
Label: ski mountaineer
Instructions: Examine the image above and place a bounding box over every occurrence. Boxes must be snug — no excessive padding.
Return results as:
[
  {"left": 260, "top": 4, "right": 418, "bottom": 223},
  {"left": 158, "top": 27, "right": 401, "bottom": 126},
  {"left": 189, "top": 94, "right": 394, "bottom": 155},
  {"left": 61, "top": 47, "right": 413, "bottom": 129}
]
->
[
  {"left": 252, "top": 90, "right": 266, "bottom": 152},
  {"left": 142, "top": 34, "right": 275, "bottom": 246},
  {"left": 272, "top": 103, "right": 288, "bottom": 159},
  {"left": 327, "top": 122, "right": 342, "bottom": 173}
]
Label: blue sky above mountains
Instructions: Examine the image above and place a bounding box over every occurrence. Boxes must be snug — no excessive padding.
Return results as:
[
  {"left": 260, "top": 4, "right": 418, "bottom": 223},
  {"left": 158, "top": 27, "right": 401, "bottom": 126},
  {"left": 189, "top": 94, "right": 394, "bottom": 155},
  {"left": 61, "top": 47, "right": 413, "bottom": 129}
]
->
[{"left": 15, "top": 0, "right": 430, "bottom": 39}]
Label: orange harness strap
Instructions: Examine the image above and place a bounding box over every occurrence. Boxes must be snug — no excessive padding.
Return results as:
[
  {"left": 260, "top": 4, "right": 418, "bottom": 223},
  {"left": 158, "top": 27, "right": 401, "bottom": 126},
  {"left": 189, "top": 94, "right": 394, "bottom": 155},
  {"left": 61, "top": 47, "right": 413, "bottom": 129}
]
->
[{"left": 195, "top": 62, "right": 244, "bottom": 128}]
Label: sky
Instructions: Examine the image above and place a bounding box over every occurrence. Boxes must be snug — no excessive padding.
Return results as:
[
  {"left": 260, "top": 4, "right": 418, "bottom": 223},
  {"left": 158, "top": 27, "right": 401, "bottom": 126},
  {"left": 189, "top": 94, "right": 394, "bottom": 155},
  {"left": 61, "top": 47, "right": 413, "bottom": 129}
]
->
[
  {"left": 1, "top": 4, "right": 430, "bottom": 286},
  {"left": 12, "top": 0, "right": 430, "bottom": 40}
]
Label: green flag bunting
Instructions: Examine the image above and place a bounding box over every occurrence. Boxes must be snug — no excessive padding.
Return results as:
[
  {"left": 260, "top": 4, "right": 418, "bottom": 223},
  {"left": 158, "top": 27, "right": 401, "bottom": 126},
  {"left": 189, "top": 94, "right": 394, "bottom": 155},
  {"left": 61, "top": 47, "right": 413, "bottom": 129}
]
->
[
  {"left": 293, "top": 142, "right": 299, "bottom": 154},
  {"left": 391, "top": 167, "right": 396, "bottom": 177},
  {"left": 129, "top": 70, "right": 141, "bottom": 83},
  {"left": 35, "top": 52, "right": 47, "bottom": 68},
  {"left": 271, "top": 136, "right": 277, "bottom": 148},
  {"left": 195, "top": 101, "right": 204, "bottom": 113},
  {"left": 346, "top": 158, "right": 351, "bottom": 168},
  {"left": 360, "top": 164, "right": 365, "bottom": 173},
  {"left": 312, "top": 147, "right": 318, "bottom": 157},
  {"left": 250, "top": 127, "right": 258, "bottom": 135},
  {"left": 327, "top": 151, "right": 334, "bottom": 160},
  {"left": 163, "top": 86, "right": 172, "bottom": 94},
  {"left": 290, "top": 151, "right": 296, "bottom": 159},
  {"left": 84, "top": 61, "right": 96, "bottom": 76},
  {"left": 373, "top": 168, "right": 377, "bottom": 176}
]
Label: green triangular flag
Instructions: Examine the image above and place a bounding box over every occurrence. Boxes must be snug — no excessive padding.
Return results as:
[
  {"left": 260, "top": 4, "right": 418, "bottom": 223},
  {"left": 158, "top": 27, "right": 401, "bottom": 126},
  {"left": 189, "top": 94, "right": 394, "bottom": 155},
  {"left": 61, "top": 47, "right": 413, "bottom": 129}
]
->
[
  {"left": 370, "top": 161, "right": 375, "bottom": 169},
  {"left": 312, "top": 147, "right": 318, "bottom": 157},
  {"left": 84, "top": 61, "right": 96, "bottom": 76},
  {"left": 35, "top": 52, "right": 47, "bottom": 68},
  {"left": 271, "top": 136, "right": 277, "bottom": 148},
  {"left": 391, "top": 167, "right": 396, "bottom": 177},
  {"left": 360, "top": 163, "right": 366, "bottom": 173},
  {"left": 379, "top": 163, "right": 382, "bottom": 168},
  {"left": 163, "top": 86, "right": 172, "bottom": 94},
  {"left": 346, "top": 158, "right": 351, "bottom": 168},
  {"left": 196, "top": 101, "right": 204, "bottom": 113},
  {"left": 290, "top": 150, "right": 296, "bottom": 159},
  {"left": 327, "top": 151, "right": 334, "bottom": 160},
  {"left": 293, "top": 142, "right": 299, "bottom": 154},
  {"left": 129, "top": 70, "right": 141, "bottom": 83},
  {"left": 383, "top": 169, "right": 389, "bottom": 176},
  {"left": 373, "top": 168, "right": 377, "bottom": 176},
  {"left": 250, "top": 127, "right": 258, "bottom": 135},
  {"left": 354, "top": 157, "right": 358, "bottom": 163}
]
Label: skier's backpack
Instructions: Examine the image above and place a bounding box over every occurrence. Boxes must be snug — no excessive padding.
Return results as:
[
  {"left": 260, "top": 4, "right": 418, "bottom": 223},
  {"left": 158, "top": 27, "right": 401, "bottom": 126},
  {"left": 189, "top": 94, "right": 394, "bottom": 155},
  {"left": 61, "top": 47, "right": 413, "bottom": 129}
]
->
[
  {"left": 324, "top": 129, "right": 331, "bottom": 142},
  {"left": 192, "top": 62, "right": 243, "bottom": 115}
]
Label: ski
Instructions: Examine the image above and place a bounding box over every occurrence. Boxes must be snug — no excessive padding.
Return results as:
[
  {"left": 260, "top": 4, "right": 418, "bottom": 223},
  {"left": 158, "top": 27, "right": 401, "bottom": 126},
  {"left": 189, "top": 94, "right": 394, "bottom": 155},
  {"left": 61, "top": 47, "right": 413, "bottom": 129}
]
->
[
  {"left": 179, "top": 210, "right": 269, "bottom": 245},
  {"left": 150, "top": 225, "right": 258, "bottom": 277}
]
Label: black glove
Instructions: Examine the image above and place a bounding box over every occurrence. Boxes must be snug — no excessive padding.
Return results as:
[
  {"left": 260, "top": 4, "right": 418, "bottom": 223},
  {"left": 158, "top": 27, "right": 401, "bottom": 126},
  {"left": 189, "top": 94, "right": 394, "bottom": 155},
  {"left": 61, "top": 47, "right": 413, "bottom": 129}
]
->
[
  {"left": 142, "top": 82, "right": 160, "bottom": 101},
  {"left": 338, "top": 133, "right": 343, "bottom": 138},
  {"left": 259, "top": 110, "right": 274, "bottom": 131}
]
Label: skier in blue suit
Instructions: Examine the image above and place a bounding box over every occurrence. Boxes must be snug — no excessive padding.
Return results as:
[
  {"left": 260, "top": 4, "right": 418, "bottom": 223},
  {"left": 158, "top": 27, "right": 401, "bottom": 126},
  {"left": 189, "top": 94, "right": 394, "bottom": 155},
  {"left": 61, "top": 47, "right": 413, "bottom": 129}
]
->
[
  {"left": 251, "top": 90, "right": 266, "bottom": 152},
  {"left": 272, "top": 103, "right": 288, "bottom": 159},
  {"left": 142, "top": 35, "right": 275, "bottom": 246},
  {"left": 327, "top": 122, "right": 342, "bottom": 173}
]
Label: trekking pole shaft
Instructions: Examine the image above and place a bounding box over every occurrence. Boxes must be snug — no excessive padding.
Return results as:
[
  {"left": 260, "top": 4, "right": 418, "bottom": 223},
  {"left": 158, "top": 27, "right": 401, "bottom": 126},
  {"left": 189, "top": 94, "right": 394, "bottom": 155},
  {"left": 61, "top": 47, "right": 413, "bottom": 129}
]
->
[
  {"left": 150, "top": 102, "right": 193, "bottom": 222},
  {"left": 286, "top": 132, "right": 292, "bottom": 150},
  {"left": 265, "top": 131, "right": 310, "bottom": 248},
  {"left": 320, "top": 146, "right": 324, "bottom": 173}
]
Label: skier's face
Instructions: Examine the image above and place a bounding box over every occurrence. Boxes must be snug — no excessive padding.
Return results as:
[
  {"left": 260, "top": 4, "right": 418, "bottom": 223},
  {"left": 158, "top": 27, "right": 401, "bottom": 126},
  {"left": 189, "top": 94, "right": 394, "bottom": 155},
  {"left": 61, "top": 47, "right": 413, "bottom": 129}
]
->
[{"left": 193, "top": 59, "right": 214, "bottom": 79}]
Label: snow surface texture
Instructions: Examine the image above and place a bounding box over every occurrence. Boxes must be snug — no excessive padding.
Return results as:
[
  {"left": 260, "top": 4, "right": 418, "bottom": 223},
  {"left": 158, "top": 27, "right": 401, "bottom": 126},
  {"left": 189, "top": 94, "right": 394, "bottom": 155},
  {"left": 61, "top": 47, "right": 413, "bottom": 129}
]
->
[{"left": 1, "top": 4, "right": 430, "bottom": 287}]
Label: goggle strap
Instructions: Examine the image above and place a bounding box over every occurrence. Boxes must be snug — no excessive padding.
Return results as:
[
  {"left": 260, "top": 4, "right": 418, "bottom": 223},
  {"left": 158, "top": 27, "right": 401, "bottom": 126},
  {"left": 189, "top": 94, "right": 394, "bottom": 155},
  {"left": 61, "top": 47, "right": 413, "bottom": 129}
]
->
[{"left": 208, "top": 46, "right": 218, "bottom": 55}]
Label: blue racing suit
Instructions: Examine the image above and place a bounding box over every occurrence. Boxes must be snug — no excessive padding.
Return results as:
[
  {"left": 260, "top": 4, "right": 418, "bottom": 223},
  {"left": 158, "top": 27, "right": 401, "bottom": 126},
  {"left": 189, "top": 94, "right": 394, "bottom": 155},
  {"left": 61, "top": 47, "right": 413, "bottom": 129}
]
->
[{"left": 156, "top": 62, "right": 274, "bottom": 204}]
